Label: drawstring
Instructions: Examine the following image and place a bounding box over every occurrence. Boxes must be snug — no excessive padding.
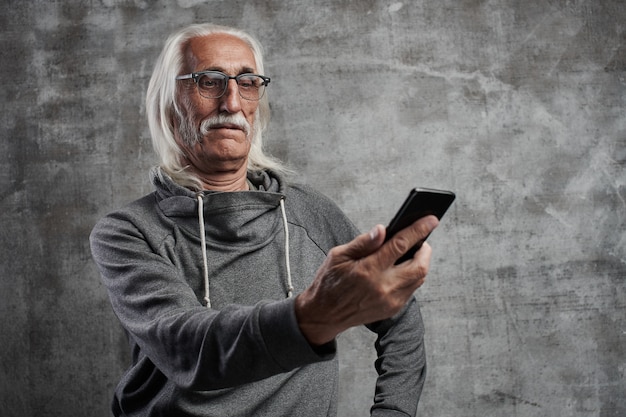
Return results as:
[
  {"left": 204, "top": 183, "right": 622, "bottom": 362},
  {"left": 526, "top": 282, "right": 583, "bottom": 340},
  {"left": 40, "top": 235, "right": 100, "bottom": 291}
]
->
[
  {"left": 197, "top": 194, "right": 211, "bottom": 308},
  {"left": 196, "top": 193, "right": 293, "bottom": 309},
  {"left": 280, "top": 197, "right": 294, "bottom": 298}
]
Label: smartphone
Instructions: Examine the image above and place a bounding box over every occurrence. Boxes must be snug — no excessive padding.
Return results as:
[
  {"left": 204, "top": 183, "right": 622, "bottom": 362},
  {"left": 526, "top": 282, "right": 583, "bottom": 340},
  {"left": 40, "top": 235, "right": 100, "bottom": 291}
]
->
[{"left": 385, "top": 188, "right": 455, "bottom": 264}]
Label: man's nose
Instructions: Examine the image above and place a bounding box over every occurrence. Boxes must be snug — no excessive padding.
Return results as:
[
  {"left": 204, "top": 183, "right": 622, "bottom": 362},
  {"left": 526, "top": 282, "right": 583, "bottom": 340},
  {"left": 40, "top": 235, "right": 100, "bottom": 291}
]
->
[{"left": 219, "top": 79, "right": 243, "bottom": 113}]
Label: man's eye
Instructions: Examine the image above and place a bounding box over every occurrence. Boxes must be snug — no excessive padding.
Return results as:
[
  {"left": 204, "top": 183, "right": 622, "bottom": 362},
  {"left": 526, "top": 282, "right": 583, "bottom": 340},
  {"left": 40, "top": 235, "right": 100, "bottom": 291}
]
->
[
  {"left": 239, "top": 77, "right": 261, "bottom": 88},
  {"left": 198, "top": 76, "right": 222, "bottom": 88}
]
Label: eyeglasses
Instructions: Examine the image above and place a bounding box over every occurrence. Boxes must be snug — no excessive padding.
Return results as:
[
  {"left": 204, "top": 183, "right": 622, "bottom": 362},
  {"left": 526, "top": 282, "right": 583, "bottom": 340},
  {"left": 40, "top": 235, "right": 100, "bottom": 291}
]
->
[{"left": 176, "top": 71, "right": 271, "bottom": 101}]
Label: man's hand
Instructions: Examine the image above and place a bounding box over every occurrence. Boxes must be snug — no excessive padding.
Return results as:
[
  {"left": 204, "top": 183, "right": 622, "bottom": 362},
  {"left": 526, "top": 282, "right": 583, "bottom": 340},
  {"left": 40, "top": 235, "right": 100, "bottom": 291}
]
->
[{"left": 294, "top": 215, "right": 439, "bottom": 346}]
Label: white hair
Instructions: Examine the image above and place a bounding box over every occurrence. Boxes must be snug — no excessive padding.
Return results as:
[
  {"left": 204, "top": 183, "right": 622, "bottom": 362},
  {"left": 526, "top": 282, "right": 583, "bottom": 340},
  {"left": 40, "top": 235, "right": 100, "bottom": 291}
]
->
[{"left": 146, "top": 23, "right": 287, "bottom": 190}]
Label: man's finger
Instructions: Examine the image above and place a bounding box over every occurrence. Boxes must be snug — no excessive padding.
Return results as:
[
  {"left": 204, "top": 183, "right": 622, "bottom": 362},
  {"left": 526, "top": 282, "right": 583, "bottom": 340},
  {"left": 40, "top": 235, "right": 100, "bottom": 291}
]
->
[{"left": 381, "top": 215, "right": 439, "bottom": 266}]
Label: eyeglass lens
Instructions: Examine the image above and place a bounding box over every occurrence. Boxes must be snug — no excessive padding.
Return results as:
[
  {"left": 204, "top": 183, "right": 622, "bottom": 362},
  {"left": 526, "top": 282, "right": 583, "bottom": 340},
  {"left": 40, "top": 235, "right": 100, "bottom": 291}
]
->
[{"left": 197, "top": 73, "right": 266, "bottom": 100}]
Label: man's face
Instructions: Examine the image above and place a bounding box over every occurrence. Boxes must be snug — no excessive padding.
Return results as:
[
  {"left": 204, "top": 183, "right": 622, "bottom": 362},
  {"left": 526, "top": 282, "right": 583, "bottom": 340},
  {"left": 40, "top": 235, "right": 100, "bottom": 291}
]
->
[{"left": 175, "top": 33, "right": 259, "bottom": 176}]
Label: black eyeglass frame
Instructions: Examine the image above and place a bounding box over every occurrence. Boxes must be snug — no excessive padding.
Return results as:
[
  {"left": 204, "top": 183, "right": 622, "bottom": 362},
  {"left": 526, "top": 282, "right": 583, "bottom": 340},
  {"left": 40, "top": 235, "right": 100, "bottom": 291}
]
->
[{"left": 175, "top": 70, "right": 271, "bottom": 101}]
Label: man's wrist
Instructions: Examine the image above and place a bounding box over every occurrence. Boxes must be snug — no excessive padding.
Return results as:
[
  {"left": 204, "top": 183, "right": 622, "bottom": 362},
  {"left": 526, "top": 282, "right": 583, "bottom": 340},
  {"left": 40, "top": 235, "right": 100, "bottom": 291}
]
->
[{"left": 294, "top": 293, "right": 340, "bottom": 346}]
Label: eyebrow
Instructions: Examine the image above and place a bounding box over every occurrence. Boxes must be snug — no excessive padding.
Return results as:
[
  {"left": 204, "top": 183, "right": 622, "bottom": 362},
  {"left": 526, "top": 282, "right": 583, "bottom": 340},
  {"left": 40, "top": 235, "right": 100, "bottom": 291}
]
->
[{"left": 198, "top": 66, "right": 257, "bottom": 75}]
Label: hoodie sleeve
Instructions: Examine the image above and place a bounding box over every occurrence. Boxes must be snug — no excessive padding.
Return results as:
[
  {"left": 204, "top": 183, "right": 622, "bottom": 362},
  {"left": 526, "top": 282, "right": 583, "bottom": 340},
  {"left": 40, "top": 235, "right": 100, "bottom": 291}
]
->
[
  {"left": 90, "top": 209, "right": 335, "bottom": 391},
  {"left": 288, "top": 184, "right": 427, "bottom": 415},
  {"left": 367, "top": 297, "right": 427, "bottom": 417}
]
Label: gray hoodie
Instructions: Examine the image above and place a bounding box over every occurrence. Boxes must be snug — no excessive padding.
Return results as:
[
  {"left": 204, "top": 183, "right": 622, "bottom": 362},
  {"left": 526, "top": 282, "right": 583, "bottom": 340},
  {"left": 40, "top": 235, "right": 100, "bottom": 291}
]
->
[{"left": 90, "top": 168, "right": 426, "bottom": 416}]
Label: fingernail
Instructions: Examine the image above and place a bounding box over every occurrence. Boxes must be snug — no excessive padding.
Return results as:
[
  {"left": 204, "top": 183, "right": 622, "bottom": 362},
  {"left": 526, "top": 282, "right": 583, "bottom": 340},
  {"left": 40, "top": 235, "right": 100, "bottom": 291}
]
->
[{"left": 369, "top": 225, "right": 379, "bottom": 240}]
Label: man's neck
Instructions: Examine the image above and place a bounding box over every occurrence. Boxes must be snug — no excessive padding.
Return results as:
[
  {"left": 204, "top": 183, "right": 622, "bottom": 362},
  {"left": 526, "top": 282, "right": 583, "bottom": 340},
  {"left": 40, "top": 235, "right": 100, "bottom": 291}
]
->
[
  {"left": 178, "top": 152, "right": 251, "bottom": 192},
  {"left": 197, "top": 169, "right": 250, "bottom": 192},
  {"left": 196, "top": 165, "right": 250, "bottom": 191}
]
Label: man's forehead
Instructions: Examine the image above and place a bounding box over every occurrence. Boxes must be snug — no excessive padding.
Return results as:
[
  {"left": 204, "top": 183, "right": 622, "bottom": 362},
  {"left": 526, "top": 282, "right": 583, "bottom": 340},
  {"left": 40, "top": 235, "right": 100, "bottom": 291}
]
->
[{"left": 184, "top": 33, "right": 257, "bottom": 73}]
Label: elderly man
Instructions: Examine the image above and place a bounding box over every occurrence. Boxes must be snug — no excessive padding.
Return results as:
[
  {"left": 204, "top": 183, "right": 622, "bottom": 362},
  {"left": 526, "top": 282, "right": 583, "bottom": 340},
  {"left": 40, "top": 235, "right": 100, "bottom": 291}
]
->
[{"left": 90, "top": 23, "right": 438, "bottom": 417}]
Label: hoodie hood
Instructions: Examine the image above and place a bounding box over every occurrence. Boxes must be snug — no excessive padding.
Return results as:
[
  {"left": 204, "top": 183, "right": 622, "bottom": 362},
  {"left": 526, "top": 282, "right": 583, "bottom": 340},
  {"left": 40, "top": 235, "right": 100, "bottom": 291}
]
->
[
  {"left": 152, "top": 167, "right": 286, "bottom": 241},
  {"left": 152, "top": 167, "right": 286, "bottom": 211}
]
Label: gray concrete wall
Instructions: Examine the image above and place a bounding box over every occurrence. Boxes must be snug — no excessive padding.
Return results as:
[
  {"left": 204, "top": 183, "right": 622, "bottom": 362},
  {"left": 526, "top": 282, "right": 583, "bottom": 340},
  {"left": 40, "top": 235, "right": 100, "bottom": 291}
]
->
[{"left": 1, "top": 1, "right": 624, "bottom": 416}]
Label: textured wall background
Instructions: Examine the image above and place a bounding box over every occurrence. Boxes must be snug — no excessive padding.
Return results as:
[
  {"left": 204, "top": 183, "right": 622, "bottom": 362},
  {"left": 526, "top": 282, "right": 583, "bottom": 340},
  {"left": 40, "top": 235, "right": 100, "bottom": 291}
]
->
[{"left": 1, "top": 1, "right": 624, "bottom": 416}]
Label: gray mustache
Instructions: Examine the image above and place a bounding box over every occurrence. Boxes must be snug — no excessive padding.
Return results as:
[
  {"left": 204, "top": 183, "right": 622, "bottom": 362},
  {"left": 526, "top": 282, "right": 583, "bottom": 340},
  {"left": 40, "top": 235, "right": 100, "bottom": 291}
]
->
[{"left": 200, "top": 114, "right": 251, "bottom": 137}]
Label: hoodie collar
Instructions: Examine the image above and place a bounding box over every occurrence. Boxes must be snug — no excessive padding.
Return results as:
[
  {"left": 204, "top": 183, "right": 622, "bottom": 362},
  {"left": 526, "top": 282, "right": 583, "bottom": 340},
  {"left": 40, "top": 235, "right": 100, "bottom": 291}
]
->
[{"left": 151, "top": 166, "right": 286, "bottom": 217}]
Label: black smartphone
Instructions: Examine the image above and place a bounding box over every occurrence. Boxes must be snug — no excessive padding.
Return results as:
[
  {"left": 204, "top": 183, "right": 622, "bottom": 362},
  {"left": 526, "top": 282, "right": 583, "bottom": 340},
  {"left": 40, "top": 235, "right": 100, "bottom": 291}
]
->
[{"left": 385, "top": 188, "right": 455, "bottom": 264}]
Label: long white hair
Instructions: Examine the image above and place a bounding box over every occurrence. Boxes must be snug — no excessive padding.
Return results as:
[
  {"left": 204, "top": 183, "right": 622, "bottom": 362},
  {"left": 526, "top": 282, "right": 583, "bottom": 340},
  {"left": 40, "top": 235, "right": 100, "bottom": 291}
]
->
[{"left": 146, "top": 23, "right": 287, "bottom": 190}]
